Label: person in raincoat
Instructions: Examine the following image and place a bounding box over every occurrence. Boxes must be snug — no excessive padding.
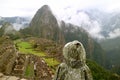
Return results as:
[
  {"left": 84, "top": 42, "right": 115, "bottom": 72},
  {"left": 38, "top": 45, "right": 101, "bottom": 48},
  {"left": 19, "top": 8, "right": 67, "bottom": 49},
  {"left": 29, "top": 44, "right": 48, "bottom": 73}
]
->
[{"left": 54, "top": 40, "right": 93, "bottom": 80}]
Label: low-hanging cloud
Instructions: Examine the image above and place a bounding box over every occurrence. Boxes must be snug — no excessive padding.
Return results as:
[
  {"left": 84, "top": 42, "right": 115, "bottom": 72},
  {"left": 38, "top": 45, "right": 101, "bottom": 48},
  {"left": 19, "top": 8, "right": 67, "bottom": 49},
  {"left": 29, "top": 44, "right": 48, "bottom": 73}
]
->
[
  {"left": 63, "top": 11, "right": 104, "bottom": 39},
  {"left": 108, "top": 28, "right": 120, "bottom": 39},
  {"left": 1, "top": 0, "right": 120, "bottom": 39}
]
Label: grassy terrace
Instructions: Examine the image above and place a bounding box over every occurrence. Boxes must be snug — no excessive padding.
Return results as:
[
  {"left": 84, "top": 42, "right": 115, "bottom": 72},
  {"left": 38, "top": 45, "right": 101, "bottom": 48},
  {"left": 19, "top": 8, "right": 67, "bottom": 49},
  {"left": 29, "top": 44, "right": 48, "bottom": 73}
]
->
[
  {"left": 16, "top": 41, "right": 46, "bottom": 57},
  {"left": 25, "top": 64, "right": 34, "bottom": 77},
  {"left": 15, "top": 40, "right": 59, "bottom": 73}
]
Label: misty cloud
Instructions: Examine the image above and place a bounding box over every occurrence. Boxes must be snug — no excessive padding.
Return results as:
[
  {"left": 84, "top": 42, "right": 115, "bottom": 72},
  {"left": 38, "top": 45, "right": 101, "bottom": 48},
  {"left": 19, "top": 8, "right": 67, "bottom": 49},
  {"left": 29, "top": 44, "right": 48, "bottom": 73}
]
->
[
  {"left": 13, "top": 23, "right": 23, "bottom": 31},
  {"left": 108, "top": 28, "right": 120, "bottom": 39},
  {"left": 63, "top": 11, "right": 104, "bottom": 39},
  {"left": 1, "top": 0, "right": 120, "bottom": 39},
  {"left": 4, "top": 25, "right": 15, "bottom": 34},
  {"left": 0, "top": 25, "right": 2, "bottom": 28}
]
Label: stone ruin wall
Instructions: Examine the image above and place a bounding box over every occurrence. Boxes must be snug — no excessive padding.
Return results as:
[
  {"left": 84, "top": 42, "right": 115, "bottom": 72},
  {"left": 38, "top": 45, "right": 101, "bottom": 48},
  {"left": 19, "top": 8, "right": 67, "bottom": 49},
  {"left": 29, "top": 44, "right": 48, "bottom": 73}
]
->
[
  {"left": 0, "top": 38, "right": 53, "bottom": 80},
  {"left": 0, "top": 40, "right": 17, "bottom": 75}
]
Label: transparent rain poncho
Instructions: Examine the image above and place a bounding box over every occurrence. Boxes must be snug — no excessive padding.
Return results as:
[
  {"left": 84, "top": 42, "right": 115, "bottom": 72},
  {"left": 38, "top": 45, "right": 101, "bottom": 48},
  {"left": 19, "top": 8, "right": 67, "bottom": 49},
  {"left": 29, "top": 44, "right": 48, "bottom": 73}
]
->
[{"left": 54, "top": 40, "right": 93, "bottom": 80}]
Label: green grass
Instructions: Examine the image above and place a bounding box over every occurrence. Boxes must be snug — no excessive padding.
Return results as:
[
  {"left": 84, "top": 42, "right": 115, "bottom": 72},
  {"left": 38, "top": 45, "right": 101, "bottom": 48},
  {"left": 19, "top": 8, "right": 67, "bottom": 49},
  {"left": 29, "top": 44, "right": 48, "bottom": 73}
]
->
[
  {"left": 43, "top": 58, "right": 59, "bottom": 73},
  {"left": 17, "top": 41, "right": 46, "bottom": 56},
  {"left": 25, "top": 64, "right": 34, "bottom": 77},
  {"left": 16, "top": 40, "right": 60, "bottom": 73},
  {"left": 43, "top": 58, "right": 59, "bottom": 66},
  {"left": 32, "top": 51, "right": 46, "bottom": 57},
  {"left": 17, "top": 42, "right": 32, "bottom": 49}
]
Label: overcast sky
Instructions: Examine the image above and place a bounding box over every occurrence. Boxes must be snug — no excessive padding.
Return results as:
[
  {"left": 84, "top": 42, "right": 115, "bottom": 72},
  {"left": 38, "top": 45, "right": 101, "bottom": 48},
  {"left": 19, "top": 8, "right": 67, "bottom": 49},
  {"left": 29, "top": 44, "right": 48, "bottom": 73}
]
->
[
  {"left": 0, "top": 0, "right": 120, "bottom": 17},
  {"left": 1, "top": 0, "right": 120, "bottom": 39}
]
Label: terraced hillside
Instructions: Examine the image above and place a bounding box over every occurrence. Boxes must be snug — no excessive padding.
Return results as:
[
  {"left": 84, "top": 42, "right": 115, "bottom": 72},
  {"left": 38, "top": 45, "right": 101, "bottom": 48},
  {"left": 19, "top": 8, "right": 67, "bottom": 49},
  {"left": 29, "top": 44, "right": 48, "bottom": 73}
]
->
[
  {"left": 15, "top": 39, "right": 60, "bottom": 79},
  {"left": 15, "top": 38, "right": 120, "bottom": 80},
  {"left": 0, "top": 36, "right": 17, "bottom": 75},
  {"left": 0, "top": 37, "right": 60, "bottom": 80},
  {"left": 0, "top": 36, "right": 120, "bottom": 80}
]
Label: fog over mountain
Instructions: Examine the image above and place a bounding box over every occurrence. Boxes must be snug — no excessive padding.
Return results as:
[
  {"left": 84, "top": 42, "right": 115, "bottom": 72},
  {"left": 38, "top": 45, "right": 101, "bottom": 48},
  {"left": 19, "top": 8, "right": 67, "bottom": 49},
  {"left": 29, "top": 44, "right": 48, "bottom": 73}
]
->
[
  {"left": 1, "top": 0, "right": 120, "bottom": 40},
  {"left": 0, "top": 16, "right": 30, "bottom": 30},
  {"left": 64, "top": 9, "right": 120, "bottom": 40},
  {"left": 0, "top": 1, "right": 120, "bottom": 79},
  {"left": 1, "top": 8, "right": 120, "bottom": 41}
]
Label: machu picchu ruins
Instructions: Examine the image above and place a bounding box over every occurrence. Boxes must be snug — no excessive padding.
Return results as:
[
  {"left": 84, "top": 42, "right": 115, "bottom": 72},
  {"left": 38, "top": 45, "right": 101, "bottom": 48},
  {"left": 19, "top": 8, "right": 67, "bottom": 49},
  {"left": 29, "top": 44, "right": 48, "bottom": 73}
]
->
[
  {"left": 0, "top": 36, "right": 55, "bottom": 80},
  {"left": 0, "top": 36, "right": 17, "bottom": 75}
]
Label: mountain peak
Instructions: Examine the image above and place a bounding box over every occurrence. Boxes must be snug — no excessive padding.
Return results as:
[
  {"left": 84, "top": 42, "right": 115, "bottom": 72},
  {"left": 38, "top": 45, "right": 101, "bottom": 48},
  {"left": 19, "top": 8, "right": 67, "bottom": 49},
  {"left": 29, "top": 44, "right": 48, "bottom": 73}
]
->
[
  {"left": 28, "top": 5, "right": 61, "bottom": 42},
  {"left": 2, "top": 22, "right": 13, "bottom": 29},
  {"left": 0, "top": 22, "right": 16, "bottom": 34},
  {"left": 37, "top": 5, "right": 51, "bottom": 14},
  {"left": 41, "top": 5, "right": 50, "bottom": 10}
]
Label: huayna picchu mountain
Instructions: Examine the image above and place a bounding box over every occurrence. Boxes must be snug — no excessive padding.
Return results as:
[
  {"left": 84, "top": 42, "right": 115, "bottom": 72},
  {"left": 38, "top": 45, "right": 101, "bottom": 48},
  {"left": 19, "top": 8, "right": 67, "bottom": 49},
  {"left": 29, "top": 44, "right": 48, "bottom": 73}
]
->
[
  {"left": 20, "top": 5, "right": 105, "bottom": 67},
  {"left": 20, "top": 5, "right": 61, "bottom": 42}
]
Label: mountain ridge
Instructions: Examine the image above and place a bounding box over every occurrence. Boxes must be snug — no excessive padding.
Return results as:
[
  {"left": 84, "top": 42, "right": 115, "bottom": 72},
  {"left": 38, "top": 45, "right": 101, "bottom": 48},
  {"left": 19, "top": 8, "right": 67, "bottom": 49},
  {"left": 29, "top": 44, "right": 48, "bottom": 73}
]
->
[
  {"left": 20, "top": 5, "right": 106, "bottom": 67},
  {"left": 0, "top": 16, "right": 30, "bottom": 30},
  {"left": 1, "top": 5, "right": 120, "bottom": 74},
  {"left": 0, "top": 22, "right": 21, "bottom": 40}
]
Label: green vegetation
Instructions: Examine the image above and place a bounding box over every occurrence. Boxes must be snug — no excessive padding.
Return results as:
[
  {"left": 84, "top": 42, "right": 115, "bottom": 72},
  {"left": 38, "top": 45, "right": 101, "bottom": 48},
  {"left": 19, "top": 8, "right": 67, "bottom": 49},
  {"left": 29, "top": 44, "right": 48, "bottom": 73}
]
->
[
  {"left": 43, "top": 58, "right": 59, "bottom": 72},
  {"left": 16, "top": 40, "right": 60, "bottom": 73},
  {"left": 16, "top": 41, "right": 46, "bottom": 56},
  {"left": 15, "top": 39, "right": 120, "bottom": 79},
  {"left": 0, "top": 22, "right": 21, "bottom": 40},
  {"left": 87, "top": 59, "right": 120, "bottom": 80},
  {"left": 25, "top": 64, "right": 34, "bottom": 77},
  {"left": 17, "top": 41, "right": 32, "bottom": 49},
  {"left": 43, "top": 58, "right": 59, "bottom": 66},
  {"left": 101, "top": 37, "right": 120, "bottom": 51},
  {"left": 7, "top": 33, "right": 21, "bottom": 40},
  {"left": 100, "top": 37, "right": 120, "bottom": 74}
]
